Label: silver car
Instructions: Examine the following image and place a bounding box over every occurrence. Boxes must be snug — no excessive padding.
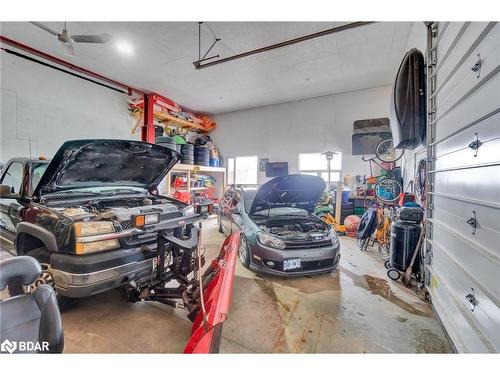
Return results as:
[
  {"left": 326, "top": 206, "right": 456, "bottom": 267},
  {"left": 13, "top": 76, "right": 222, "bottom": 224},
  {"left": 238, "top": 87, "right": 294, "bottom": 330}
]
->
[{"left": 218, "top": 175, "right": 340, "bottom": 276}]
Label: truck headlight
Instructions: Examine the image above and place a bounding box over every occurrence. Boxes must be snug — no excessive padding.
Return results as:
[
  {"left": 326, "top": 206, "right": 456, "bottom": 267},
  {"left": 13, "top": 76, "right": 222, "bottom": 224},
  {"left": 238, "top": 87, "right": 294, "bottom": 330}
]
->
[
  {"left": 75, "top": 239, "right": 120, "bottom": 255},
  {"left": 133, "top": 213, "right": 160, "bottom": 227},
  {"left": 182, "top": 205, "right": 195, "bottom": 216},
  {"left": 257, "top": 231, "right": 286, "bottom": 250},
  {"left": 74, "top": 221, "right": 115, "bottom": 236},
  {"left": 74, "top": 221, "right": 119, "bottom": 254}
]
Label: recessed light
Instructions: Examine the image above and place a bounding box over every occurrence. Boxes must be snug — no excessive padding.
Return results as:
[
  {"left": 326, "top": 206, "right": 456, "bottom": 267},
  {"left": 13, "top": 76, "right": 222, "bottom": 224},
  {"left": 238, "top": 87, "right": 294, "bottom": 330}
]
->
[{"left": 116, "top": 40, "right": 134, "bottom": 56}]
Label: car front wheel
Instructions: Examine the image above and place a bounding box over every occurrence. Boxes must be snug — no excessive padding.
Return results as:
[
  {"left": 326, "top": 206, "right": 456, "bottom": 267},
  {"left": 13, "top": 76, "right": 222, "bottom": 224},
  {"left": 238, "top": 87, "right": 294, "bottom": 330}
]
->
[{"left": 238, "top": 235, "right": 251, "bottom": 269}]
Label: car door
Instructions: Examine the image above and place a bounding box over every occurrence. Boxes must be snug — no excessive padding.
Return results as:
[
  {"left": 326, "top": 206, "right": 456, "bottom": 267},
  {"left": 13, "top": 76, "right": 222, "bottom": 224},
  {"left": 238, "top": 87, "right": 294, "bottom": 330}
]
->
[
  {"left": 230, "top": 192, "right": 244, "bottom": 233},
  {"left": 0, "top": 161, "right": 25, "bottom": 235},
  {"left": 219, "top": 190, "right": 233, "bottom": 235}
]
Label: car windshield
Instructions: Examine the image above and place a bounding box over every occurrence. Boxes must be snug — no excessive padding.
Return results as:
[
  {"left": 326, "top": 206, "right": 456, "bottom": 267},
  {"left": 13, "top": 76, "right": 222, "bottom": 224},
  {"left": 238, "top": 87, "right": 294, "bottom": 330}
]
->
[{"left": 243, "top": 190, "right": 258, "bottom": 213}]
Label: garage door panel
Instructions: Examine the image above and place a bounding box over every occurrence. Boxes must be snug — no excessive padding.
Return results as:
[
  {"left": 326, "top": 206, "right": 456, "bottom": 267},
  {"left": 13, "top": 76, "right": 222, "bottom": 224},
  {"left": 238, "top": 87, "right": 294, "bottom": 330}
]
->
[
  {"left": 434, "top": 111, "right": 500, "bottom": 162},
  {"left": 433, "top": 195, "right": 500, "bottom": 233},
  {"left": 433, "top": 165, "right": 500, "bottom": 204},
  {"left": 436, "top": 22, "right": 468, "bottom": 68},
  {"left": 434, "top": 137, "right": 500, "bottom": 171},
  {"left": 435, "top": 31, "right": 500, "bottom": 120},
  {"left": 430, "top": 249, "right": 500, "bottom": 350},
  {"left": 436, "top": 22, "right": 494, "bottom": 90},
  {"left": 430, "top": 222, "right": 500, "bottom": 296},
  {"left": 434, "top": 72, "right": 500, "bottom": 141},
  {"left": 432, "top": 206, "right": 500, "bottom": 260},
  {"left": 428, "top": 268, "right": 493, "bottom": 353}
]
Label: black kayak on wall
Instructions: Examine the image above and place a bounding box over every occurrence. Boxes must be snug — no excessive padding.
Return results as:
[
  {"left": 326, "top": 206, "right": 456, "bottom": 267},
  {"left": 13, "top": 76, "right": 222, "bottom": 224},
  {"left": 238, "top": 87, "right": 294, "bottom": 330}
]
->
[{"left": 390, "top": 48, "right": 427, "bottom": 150}]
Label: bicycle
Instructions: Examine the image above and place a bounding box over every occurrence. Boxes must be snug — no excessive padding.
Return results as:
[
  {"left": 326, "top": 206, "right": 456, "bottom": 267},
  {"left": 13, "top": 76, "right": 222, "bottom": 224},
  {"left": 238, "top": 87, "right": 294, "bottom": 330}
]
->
[{"left": 362, "top": 139, "right": 404, "bottom": 204}]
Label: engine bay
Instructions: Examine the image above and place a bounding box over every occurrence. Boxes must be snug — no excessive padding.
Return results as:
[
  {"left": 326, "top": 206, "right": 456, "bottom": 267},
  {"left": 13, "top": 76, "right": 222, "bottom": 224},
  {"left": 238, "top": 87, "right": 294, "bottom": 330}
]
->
[
  {"left": 260, "top": 218, "right": 330, "bottom": 241},
  {"left": 49, "top": 195, "right": 183, "bottom": 222}
]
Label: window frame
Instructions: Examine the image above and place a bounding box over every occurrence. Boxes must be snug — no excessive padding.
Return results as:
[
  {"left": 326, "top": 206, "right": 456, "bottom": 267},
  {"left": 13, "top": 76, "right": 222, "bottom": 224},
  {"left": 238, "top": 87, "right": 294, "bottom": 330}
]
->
[
  {"left": 226, "top": 155, "right": 258, "bottom": 186},
  {"left": 298, "top": 152, "right": 342, "bottom": 184},
  {"left": 0, "top": 161, "right": 25, "bottom": 195}
]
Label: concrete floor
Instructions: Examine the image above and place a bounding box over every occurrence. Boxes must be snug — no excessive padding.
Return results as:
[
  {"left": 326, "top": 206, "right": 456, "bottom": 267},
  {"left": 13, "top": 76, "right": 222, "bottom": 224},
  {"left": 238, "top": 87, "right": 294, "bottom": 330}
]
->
[{"left": 0, "top": 218, "right": 452, "bottom": 353}]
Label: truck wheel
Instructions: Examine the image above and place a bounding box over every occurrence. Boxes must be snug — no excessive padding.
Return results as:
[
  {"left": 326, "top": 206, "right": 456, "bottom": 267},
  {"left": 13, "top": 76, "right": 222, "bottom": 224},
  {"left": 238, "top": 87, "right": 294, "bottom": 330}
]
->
[{"left": 8, "top": 247, "right": 75, "bottom": 311}]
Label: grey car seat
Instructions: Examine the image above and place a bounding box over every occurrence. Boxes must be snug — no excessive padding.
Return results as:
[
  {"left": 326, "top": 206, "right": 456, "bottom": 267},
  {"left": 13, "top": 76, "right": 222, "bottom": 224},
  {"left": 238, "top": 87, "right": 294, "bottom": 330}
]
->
[{"left": 0, "top": 256, "right": 64, "bottom": 353}]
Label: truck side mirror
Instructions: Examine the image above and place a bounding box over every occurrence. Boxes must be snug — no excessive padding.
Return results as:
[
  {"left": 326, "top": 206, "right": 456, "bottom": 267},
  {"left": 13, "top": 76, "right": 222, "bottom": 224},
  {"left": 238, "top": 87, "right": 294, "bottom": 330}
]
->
[{"left": 0, "top": 184, "right": 20, "bottom": 199}]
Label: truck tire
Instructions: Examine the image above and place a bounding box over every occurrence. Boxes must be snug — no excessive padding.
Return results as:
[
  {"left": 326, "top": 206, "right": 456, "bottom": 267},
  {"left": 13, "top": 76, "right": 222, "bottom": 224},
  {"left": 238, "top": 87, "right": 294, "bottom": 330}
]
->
[{"left": 8, "top": 247, "right": 75, "bottom": 311}]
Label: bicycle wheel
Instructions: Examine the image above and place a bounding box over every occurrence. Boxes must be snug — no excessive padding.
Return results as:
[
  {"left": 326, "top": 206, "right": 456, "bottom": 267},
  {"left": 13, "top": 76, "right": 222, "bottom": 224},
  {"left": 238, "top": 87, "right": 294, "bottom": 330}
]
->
[
  {"left": 374, "top": 178, "right": 403, "bottom": 203},
  {"left": 376, "top": 139, "right": 404, "bottom": 163}
]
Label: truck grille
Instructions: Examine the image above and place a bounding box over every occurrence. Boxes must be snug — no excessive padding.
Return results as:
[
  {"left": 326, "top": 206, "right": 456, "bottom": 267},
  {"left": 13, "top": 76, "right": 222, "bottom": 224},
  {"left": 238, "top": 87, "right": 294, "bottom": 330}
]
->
[{"left": 119, "top": 212, "right": 182, "bottom": 246}]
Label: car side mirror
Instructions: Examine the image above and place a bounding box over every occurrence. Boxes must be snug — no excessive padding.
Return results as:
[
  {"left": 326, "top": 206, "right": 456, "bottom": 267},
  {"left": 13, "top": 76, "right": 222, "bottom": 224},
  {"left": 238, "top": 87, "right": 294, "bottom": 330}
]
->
[{"left": 0, "top": 184, "right": 20, "bottom": 199}]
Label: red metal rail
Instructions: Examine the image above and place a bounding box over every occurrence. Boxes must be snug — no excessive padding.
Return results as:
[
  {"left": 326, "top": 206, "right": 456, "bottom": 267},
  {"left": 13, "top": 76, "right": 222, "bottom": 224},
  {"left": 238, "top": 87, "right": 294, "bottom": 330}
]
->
[{"left": 184, "top": 230, "right": 240, "bottom": 353}]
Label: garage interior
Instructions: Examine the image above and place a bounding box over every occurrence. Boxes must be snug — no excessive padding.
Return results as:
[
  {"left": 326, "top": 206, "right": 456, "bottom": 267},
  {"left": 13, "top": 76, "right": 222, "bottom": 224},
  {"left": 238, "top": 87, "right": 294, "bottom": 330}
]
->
[{"left": 0, "top": 18, "right": 498, "bottom": 356}]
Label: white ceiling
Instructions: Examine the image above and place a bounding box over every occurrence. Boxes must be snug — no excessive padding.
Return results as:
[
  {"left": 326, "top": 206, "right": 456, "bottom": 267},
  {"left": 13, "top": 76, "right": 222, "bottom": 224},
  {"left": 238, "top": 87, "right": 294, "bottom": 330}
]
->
[{"left": 0, "top": 22, "right": 412, "bottom": 114}]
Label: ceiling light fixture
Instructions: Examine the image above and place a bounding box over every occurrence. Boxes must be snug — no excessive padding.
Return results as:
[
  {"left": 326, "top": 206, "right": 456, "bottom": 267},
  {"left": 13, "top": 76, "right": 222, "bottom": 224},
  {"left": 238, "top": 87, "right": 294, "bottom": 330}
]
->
[{"left": 116, "top": 40, "right": 134, "bottom": 56}]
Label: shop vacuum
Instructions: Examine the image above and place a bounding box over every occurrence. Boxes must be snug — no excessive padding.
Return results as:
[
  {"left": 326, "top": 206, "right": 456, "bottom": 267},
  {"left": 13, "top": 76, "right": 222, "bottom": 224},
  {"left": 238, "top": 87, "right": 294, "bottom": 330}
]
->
[{"left": 385, "top": 206, "right": 424, "bottom": 281}]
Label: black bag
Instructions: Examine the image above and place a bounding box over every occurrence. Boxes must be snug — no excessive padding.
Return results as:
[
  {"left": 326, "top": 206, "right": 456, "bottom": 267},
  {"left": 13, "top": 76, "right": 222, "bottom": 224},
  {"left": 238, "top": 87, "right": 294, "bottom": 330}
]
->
[
  {"left": 390, "top": 48, "right": 427, "bottom": 150},
  {"left": 356, "top": 208, "right": 377, "bottom": 240}
]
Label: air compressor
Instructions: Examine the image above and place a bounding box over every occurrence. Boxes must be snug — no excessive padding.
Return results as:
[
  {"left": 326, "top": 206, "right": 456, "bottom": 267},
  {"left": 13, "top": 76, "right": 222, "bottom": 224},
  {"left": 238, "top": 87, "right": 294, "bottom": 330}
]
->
[{"left": 385, "top": 206, "right": 424, "bottom": 281}]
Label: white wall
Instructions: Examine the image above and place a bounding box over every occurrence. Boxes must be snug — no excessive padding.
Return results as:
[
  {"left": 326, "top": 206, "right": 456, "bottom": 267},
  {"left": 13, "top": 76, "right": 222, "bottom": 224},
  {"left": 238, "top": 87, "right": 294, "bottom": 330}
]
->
[
  {"left": 0, "top": 52, "right": 137, "bottom": 163},
  {"left": 212, "top": 85, "right": 392, "bottom": 184}
]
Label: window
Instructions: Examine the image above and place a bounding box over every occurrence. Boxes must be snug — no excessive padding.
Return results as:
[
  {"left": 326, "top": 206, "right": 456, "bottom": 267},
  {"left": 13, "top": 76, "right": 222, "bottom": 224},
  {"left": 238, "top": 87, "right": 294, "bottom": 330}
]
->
[
  {"left": 226, "top": 156, "right": 258, "bottom": 185},
  {"left": 1, "top": 162, "right": 24, "bottom": 194},
  {"left": 299, "top": 152, "right": 342, "bottom": 184},
  {"left": 31, "top": 163, "right": 49, "bottom": 195},
  {"left": 227, "top": 158, "right": 235, "bottom": 185}
]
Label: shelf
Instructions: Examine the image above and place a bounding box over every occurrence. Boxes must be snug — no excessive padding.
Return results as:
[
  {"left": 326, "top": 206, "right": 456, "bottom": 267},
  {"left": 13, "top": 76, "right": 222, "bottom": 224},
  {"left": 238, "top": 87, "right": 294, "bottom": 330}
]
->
[
  {"left": 154, "top": 111, "right": 209, "bottom": 132},
  {"left": 164, "top": 163, "right": 226, "bottom": 201},
  {"left": 170, "top": 163, "right": 225, "bottom": 173}
]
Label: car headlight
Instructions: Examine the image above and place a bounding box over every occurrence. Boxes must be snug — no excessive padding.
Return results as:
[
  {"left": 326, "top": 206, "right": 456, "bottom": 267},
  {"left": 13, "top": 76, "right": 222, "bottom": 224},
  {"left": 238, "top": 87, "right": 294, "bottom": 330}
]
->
[
  {"left": 328, "top": 229, "right": 339, "bottom": 247},
  {"left": 75, "top": 239, "right": 120, "bottom": 255},
  {"left": 257, "top": 231, "right": 286, "bottom": 250},
  {"left": 74, "top": 221, "right": 115, "bottom": 236}
]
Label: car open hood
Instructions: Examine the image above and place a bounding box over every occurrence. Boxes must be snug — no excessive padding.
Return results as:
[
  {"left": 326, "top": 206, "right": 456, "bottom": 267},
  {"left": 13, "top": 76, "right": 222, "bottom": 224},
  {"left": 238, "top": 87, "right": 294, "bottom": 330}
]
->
[
  {"left": 33, "top": 139, "right": 180, "bottom": 196},
  {"left": 249, "top": 174, "right": 326, "bottom": 215}
]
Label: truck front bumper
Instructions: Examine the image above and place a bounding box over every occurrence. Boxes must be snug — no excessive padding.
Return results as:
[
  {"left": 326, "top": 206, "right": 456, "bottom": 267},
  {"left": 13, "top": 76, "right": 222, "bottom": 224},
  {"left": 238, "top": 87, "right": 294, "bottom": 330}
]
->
[
  {"left": 50, "top": 219, "right": 201, "bottom": 298},
  {"left": 52, "top": 256, "right": 155, "bottom": 298}
]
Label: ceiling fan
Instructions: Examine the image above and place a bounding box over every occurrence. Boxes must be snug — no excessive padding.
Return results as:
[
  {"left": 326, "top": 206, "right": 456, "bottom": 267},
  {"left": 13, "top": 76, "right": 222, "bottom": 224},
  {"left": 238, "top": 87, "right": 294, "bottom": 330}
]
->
[{"left": 30, "top": 22, "right": 111, "bottom": 56}]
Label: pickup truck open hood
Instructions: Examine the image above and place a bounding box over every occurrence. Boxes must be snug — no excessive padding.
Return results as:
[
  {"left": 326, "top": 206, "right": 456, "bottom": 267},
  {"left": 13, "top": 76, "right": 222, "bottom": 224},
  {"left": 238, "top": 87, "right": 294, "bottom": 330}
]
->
[
  {"left": 249, "top": 174, "right": 326, "bottom": 215},
  {"left": 33, "top": 139, "right": 180, "bottom": 196}
]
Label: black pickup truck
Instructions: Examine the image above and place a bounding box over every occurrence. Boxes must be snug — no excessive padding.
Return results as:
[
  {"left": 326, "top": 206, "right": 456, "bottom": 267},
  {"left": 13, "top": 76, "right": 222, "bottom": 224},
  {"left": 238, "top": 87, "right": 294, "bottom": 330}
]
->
[{"left": 0, "top": 139, "right": 205, "bottom": 309}]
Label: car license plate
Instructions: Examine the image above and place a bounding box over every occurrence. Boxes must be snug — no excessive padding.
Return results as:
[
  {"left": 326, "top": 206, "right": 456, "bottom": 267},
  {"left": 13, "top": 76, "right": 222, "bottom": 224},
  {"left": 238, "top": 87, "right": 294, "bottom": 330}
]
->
[{"left": 283, "top": 258, "right": 301, "bottom": 271}]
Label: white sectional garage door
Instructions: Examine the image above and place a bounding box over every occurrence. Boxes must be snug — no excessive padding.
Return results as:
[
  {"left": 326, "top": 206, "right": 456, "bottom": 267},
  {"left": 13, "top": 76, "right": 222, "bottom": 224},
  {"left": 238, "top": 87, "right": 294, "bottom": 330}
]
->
[{"left": 425, "top": 21, "right": 500, "bottom": 353}]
